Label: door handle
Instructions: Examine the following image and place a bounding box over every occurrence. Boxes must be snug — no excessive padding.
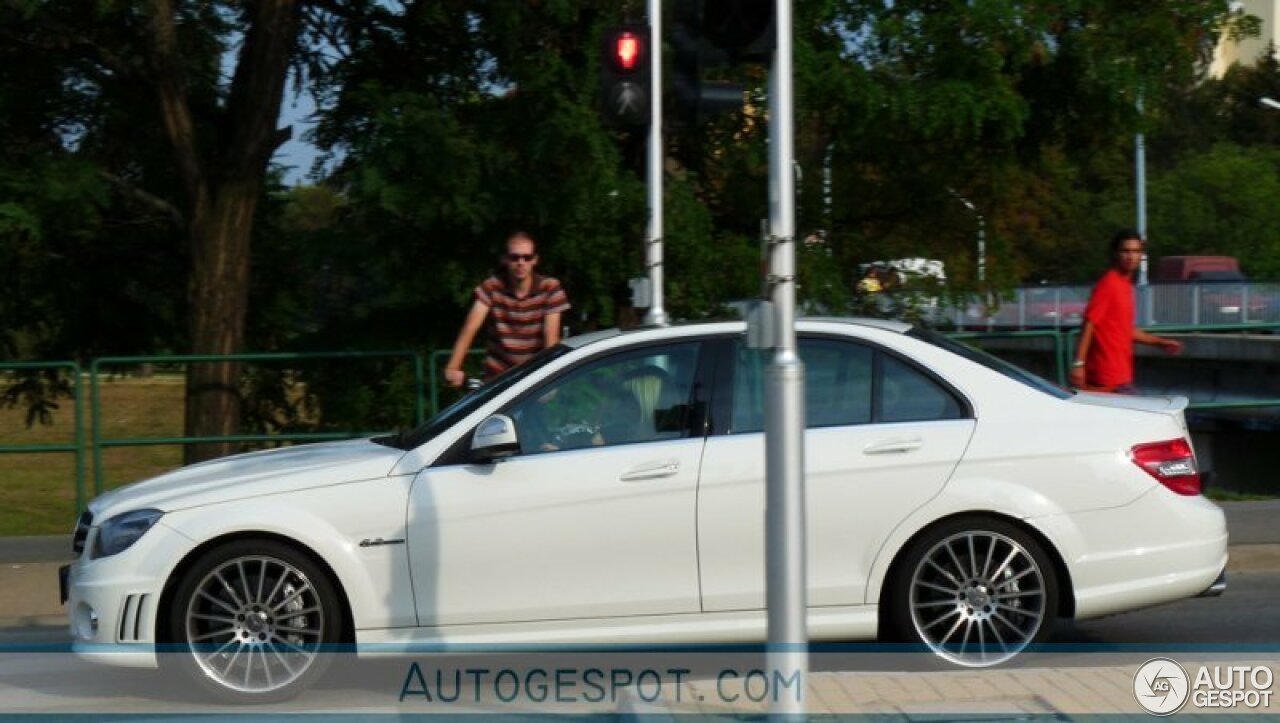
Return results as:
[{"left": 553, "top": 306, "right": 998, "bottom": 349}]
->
[
  {"left": 620, "top": 460, "right": 681, "bottom": 482},
  {"left": 863, "top": 437, "right": 923, "bottom": 455}
]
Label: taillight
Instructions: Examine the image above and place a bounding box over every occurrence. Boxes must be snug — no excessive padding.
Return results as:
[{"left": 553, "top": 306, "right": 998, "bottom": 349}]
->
[{"left": 1130, "top": 438, "right": 1200, "bottom": 495}]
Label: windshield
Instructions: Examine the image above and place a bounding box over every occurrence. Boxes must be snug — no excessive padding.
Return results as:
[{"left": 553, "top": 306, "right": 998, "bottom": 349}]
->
[
  {"left": 376, "top": 345, "right": 572, "bottom": 450},
  {"left": 908, "top": 328, "right": 1072, "bottom": 400}
]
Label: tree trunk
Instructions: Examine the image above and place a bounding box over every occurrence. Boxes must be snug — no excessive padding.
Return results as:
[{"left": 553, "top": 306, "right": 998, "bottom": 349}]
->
[
  {"left": 144, "top": 0, "right": 301, "bottom": 463},
  {"left": 183, "top": 185, "right": 259, "bottom": 463}
]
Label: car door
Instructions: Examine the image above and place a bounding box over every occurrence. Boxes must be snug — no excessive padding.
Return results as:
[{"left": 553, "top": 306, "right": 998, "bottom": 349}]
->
[
  {"left": 697, "top": 335, "right": 977, "bottom": 611},
  {"left": 407, "top": 341, "right": 710, "bottom": 626}
]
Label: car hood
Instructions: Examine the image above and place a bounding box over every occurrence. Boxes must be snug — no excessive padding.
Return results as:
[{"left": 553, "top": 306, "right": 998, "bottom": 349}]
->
[
  {"left": 1068, "top": 392, "right": 1189, "bottom": 414},
  {"left": 90, "top": 438, "right": 407, "bottom": 519}
]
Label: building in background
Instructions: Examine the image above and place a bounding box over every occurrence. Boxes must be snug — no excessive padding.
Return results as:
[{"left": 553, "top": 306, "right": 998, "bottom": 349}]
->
[{"left": 1210, "top": 0, "right": 1279, "bottom": 78}]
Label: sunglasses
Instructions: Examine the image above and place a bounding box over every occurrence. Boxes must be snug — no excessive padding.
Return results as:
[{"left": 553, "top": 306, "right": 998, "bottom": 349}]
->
[{"left": 506, "top": 253, "right": 536, "bottom": 262}]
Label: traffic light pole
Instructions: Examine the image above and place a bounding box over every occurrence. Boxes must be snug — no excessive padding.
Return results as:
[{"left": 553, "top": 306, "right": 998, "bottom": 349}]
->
[
  {"left": 642, "top": 0, "right": 669, "bottom": 327},
  {"left": 764, "top": 0, "right": 807, "bottom": 717}
]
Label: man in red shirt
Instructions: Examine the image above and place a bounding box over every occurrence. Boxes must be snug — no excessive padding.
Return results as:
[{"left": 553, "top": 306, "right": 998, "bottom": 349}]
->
[
  {"left": 1070, "top": 230, "right": 1182, "bottom": 393},
  {"left": 444, "top": 232, "right": 571, "bottom": 387}
]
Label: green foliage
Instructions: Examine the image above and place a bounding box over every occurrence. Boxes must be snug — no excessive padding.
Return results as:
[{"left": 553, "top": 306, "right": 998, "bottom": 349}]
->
[
  {"left": 3, "top": 0, "right": 1280, "bottom": 438},
  {"left": 1144, "top": 143, "right": 1280, "bottom": 277}
]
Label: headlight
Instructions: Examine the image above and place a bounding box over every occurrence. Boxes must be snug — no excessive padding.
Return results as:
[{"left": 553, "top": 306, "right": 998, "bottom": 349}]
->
[{"left": 92, "top": 509, "right": 164, "bottom": 559}]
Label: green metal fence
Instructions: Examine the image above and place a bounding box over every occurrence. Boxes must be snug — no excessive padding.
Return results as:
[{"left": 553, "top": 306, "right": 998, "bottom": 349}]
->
[
  {"left": 89, "top": 351, "right": 426, "bottom": 497},
  {"left": 0, "top": 362, "right": 86, "bottom": 512},
  {"left": 427, "top": 348, "right": 485, "bottom": 416}
]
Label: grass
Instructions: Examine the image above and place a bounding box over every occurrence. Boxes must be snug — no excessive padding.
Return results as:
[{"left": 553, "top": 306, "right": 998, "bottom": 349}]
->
[{"left": 0, "top": 375, "right": 184, "bottom": 536}]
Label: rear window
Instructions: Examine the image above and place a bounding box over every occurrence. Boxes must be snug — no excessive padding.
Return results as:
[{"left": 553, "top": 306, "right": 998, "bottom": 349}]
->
[{"left": 908, "top": 328, "right": 1072, "bottom": 400}]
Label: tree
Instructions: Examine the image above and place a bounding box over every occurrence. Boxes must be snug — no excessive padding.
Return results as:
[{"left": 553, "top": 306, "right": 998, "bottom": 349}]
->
[
  {"left": 149, "top": 1, "right": 302, "bottom": 461},
  {"left": 787, "top": 0, "right": 1245, "bottom": 295},
  {"left": 2, "top": 1, "right": 309, "bottom": 461}
]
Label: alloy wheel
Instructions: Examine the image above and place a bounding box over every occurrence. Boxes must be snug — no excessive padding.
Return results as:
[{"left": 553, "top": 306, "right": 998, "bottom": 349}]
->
[
  {"left": 907, "top": 530, "right": 1048, "bottom": 666},
  {"left": 183, "top": 555, "right": 326, "bottom": 694}
]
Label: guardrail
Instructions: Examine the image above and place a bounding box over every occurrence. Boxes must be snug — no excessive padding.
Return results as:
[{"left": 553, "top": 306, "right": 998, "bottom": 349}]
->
[
  {"left": 427, "top": 349, "right": 486, "bottom": 416},
  {"left": 941, "top": 282, "right": 1280, "bottom": 330},
  {"left": 0, "top": 362, "right": 86, "bottom": 512}
]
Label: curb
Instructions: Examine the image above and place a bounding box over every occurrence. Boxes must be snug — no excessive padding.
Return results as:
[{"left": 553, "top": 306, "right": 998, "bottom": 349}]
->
[{"left": 1226, "top": 544, "right": 1280, "bottom": 573}]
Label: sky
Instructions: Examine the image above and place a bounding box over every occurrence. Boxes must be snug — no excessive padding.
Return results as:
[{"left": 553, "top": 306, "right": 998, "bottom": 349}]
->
[{"left": 274, "top": 86, "right": 322, "bottom": 186}]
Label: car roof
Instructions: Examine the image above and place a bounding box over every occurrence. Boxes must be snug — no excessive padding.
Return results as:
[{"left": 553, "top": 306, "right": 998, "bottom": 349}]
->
[{"left": 561, "top": 316, "right": 913, "bottom": 350}]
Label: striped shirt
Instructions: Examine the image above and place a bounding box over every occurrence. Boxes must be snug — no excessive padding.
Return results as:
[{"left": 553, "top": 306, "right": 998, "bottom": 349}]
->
[{"left": 475, "top": 274, "right": 571, "bottom": 377}]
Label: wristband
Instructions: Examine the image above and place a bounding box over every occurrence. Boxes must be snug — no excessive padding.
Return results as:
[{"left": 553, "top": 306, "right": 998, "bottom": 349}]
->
[{"left": 1071, "top": 360, "right": 1085, "bottom": 368}]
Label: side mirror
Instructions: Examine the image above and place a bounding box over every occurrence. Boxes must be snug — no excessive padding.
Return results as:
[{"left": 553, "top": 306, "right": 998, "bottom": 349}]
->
[{"left": 470, "top": 414, "right": 520, "bottom": 462}]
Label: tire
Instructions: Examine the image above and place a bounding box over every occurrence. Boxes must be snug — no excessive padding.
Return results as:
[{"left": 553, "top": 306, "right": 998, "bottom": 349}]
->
[
  {"left": 886, "top": 517, "right": 1059, "bottom": 667},
  {"left": 166, "top": 539, "right": 344, "bottom": 703}
]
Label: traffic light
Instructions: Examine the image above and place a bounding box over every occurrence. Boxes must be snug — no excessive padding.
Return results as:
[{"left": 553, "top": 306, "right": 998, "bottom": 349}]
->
[
  {"left": 600, "top": 24, "right": 651, "bottom": 128},
  {"left": 671, "top": 0, "right": 775, "bottom": 126}
]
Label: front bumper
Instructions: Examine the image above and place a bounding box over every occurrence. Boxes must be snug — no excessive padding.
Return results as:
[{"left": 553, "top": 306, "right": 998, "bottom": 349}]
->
[{"left": 62, "top": 521, "right": 195, "bottom": 669}]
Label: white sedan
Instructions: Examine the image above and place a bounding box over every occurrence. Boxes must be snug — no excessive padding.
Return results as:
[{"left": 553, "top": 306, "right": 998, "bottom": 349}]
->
[{"left": 61, "top": 318, "right": 1227, "bottom": 702}]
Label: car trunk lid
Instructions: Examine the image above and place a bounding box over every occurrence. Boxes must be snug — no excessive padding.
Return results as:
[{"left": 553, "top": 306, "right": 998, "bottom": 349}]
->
[{"left": 1068, "top": 392, "right": 1190, "bottom": 432}]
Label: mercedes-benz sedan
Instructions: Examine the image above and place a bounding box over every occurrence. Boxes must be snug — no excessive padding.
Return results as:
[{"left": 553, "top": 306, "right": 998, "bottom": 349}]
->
[{"left": 62, "top": 318, "right": 1227, "bottom": 702}]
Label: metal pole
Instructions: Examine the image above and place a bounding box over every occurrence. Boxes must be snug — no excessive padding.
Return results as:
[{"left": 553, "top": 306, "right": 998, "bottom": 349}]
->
[
  {"left": 766, "top": 0, "right": 806, "bottom": 717},
  {"left": 823, "top": 142, "right": 833, "bottom": 242},
  {"left": 90, "top": 360, "right": 103, "bottom": 496},
  {"left": 1136, "top": 94, "right": 1149, "bottom": 287},
  {"left": 73, "top": 363, "right": 85, "bottom": 513},
  {"left": 977, "top": 213, "right": 986, "bottom": 284},
  {"left": 642, "top": 0, "right": 669, "bottom": 327},
  {"left": 946, "top": 188, "right": 984, "bottom": 286}
]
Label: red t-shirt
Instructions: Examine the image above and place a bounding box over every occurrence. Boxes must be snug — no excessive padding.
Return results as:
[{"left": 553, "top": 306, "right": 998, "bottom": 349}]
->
[{"left": 1083, "top": 268, "right": 1135, "bottom": 387}]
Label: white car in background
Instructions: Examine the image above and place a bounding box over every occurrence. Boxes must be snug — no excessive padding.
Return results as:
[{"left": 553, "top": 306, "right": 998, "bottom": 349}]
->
[{"left": 62, "top": 318, "right": 1227, "bottom": 702}]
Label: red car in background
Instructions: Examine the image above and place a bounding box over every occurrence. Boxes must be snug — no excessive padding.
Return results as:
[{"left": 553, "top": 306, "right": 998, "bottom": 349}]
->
[{"left": 1152, "top": 257, "right": 1273, "bottom": 324}]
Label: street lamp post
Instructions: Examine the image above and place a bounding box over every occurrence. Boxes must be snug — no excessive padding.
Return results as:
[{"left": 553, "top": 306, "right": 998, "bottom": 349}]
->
[
  {"left": 947, "top": 188, "right": 986, "bottom": 285},
  {"left": 1136, "top": 94, "right": 1148, "bottom": 287}
]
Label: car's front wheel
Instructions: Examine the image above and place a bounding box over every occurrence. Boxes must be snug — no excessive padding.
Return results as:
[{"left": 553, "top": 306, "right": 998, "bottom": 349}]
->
[
  {"left": 166, "top": 539, "right": 344, "bottom": 703},
  {"left": 888, "top": 517, "right": 1059, "bottom": 667}
]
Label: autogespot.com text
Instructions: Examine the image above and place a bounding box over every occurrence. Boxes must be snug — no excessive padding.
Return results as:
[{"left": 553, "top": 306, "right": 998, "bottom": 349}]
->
[{"left": 398, "top": 662, "right": 801, "bottom": 706}]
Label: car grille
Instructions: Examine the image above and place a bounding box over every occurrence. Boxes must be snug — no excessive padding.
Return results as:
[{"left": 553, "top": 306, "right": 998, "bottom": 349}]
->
[{"left": 72, "top": 510, "right": 93, "bottom": 556}]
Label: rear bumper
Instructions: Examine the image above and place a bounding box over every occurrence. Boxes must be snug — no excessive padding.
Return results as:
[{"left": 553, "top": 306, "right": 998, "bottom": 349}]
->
[
  {"left": 1032, "top": 487, "right": 1228, "bottom": 620},
  {"left": 1198, "top": 568, "right": 1227, "bottom": 597}
]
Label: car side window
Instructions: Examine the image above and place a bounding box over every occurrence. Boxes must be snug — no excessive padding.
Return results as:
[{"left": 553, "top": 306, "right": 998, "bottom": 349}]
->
[
  {"left": 732, "top": 339, "right": 872, "bottom": 433},
  {"left": 505, "top": 343, "right": 700, "bottom": 455},
  {"left": 879, "top": 354, "right": 964, "bottom": 423},
  {"left": 731, "top": 337, "right": 964, "bottom": 432}
]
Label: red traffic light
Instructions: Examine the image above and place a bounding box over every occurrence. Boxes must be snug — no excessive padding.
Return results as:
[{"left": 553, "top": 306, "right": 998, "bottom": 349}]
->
[
  {"left": 600, "top": 25, "right": 650, "bottom": 128},
  {"left": 613, "top": 31, "right": 642, "bottom": 72}
]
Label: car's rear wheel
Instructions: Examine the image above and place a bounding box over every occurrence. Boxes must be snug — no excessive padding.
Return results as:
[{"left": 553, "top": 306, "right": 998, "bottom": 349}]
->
[
  {"left": 888, "top": 517, "right": 1058, "bottom": 667},
  {"left": 167, "top": 539, "right": 343, "bottom": 703}
]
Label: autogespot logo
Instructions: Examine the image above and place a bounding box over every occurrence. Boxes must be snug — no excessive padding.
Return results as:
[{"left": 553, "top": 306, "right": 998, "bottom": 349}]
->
[{"left": 1134, "top": 657, "right": 1190, "bottom": 716}]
